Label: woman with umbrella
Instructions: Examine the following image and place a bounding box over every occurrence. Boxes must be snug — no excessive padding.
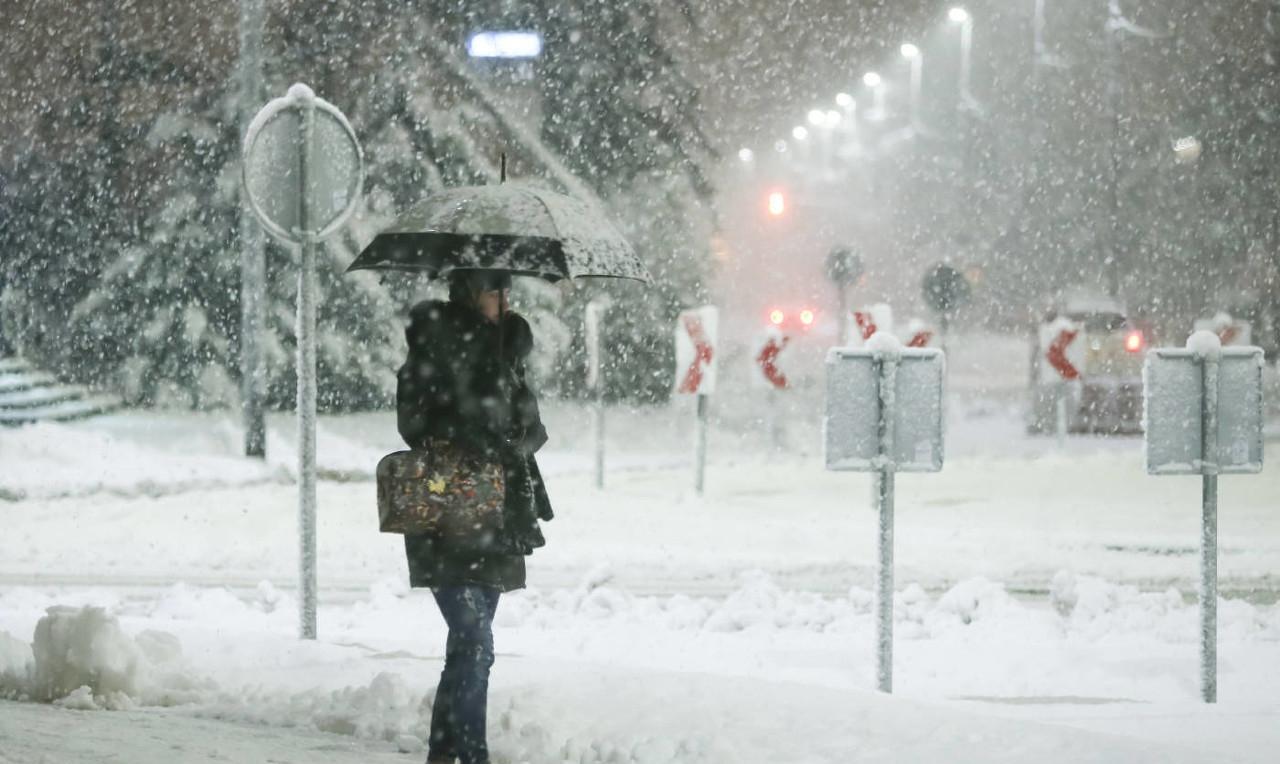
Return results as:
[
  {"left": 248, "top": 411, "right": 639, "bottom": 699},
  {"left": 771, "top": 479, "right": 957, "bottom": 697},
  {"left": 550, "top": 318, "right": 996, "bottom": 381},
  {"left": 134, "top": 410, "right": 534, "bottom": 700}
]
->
[
  {"left": 352, "top": 179, "right": 648, "bottom": 763},
  {"left": 396, "top": 268, "right": 550, "bottom": 764}
]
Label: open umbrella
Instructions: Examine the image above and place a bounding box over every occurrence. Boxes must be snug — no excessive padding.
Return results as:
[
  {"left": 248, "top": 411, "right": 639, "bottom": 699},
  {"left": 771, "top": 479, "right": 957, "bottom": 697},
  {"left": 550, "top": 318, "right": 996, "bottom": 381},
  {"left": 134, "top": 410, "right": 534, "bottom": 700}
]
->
[{"left": 346, "top": 181, "right": 649, "bottom": 283}]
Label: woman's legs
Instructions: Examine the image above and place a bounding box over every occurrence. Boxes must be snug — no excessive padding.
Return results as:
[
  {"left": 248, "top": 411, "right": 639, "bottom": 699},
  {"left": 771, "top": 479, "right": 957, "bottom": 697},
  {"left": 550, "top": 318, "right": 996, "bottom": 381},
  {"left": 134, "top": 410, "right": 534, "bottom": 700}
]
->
[{"left": 427, "top": 586, "right": 501, "bottom": 764}]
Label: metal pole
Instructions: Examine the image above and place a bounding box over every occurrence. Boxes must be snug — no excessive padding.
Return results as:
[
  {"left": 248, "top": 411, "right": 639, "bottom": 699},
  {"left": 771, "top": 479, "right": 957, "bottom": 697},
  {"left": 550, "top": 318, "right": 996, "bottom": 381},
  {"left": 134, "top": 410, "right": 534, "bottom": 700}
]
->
[
  {"left": 908, "top": 55, "right": 923, "bottom": 130},
  {"left": 875, "top": 468, "right": 895, "bottom": 693},
  {"left": 837, "top": 286, "right": 849, "bottom": 346},
  {"left": 586, "top": 299, "right": 607, "bottom": 489},
  {"left": 1199, "top": 352, "right": 1220, "bottom": 702},
  {"left": 768, "top": 388, "right": 784, "bottom": 452},
  {"left": 695, "top": 393, "right": 709, "bottom": 495},
  {"left": 958, "top": 19, "right": 973, "bottom": 105},
  {"left": 875, "top": 355, "right": 899, "bottom": 693},
  {"left": 297, "top": 98, "right": 319, "bottom": 641},
  {"left": 1104, "top": 1, "right": 1123, "bottom": 299},
  {"left": 593, "top": 396, "right": 606, "bottom": 490},
  {"left": 238, "top": 0, "right": 266, "bottom": 458},
  {"left": 1055, "top": 382, "right": 1068, "bottom": 448}
]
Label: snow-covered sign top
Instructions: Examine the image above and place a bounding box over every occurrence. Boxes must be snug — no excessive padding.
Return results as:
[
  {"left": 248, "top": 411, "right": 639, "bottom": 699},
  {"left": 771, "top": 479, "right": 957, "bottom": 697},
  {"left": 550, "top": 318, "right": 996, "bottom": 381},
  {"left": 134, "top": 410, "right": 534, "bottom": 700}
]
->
[
  {"left": 348, "top": 182, "right": 649, "bottom": 283},
  {"left": 242, "top": 83, "right": 364, "bottom": 243}
]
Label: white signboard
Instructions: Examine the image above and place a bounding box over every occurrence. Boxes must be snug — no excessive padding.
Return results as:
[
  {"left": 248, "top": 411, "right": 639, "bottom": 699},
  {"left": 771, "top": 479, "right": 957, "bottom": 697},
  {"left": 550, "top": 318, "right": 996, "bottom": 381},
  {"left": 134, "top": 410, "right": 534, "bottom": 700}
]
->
[
  {"left": 1144, "top": 346, "right": 1264, "bottom": 475},
  {"left": 674, "top": 306, "right": 718, "bottom": 395},
  {"left": 825, "top": 346, "right": 945, "bottom": 472}
]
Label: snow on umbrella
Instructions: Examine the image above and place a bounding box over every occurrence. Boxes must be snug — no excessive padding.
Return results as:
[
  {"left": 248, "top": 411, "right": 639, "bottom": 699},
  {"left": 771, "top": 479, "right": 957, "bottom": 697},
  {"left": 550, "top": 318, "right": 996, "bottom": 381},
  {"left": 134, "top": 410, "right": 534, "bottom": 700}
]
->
[{"left": 345, "top": 182, "right": 650, "bottom": 283}]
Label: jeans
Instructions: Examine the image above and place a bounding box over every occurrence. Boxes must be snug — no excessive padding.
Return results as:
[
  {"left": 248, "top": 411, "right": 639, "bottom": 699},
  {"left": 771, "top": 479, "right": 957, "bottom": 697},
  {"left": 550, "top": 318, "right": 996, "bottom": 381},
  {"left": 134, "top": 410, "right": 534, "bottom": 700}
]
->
[{"left": 428, "top": 586, "right": 500, "bottom": 764}]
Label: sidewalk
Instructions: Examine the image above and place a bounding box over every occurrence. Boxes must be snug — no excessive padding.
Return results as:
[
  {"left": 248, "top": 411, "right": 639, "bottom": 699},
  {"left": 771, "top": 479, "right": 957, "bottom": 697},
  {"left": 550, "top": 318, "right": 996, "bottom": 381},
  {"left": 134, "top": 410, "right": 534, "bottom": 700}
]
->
[{"left": 0, "top": 700, "right": 412, "bottom": 764}]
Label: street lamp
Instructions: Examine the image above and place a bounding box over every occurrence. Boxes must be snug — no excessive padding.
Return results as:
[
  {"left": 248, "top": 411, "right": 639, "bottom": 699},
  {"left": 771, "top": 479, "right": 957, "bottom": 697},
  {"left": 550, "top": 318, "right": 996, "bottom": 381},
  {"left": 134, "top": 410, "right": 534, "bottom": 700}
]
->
[
  {"left": 900, "top": 43, "right": 923, "bottom": 129},
  {"left": 1172, "top": 136, "right": 1202, "bottom": 164},
  {"left": 791, "top": 126, "right": 809, "bottom": 141},
  {"left": 737, "top": 147, "right": 754, "bottom": 163},
  {"left": 948, "top": 8, "right": 974, "bottom": 105},
  {"left": 862, "top": 71, "right": 882, "bottom": 88},
  {"left": 835, "top": 92, "right": 855, "bottom": 109},
  {"left": 807, "top": 109, "right": 826, "bottom": 127}
]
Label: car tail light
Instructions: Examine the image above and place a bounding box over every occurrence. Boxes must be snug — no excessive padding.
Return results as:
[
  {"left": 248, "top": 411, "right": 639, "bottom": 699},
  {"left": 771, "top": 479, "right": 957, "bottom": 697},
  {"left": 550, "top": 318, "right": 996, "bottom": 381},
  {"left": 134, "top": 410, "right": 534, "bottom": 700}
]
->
[
  {"left": 1124, "top": 330, "right": 1144, "bottom": 353},
  {"left": 767, "top": 191, "right": 786, "bottom": 217},
  {"left": 799, "top": 309, "right": 815, "bottom": 326},
  {"left": 769, "top": 309, "right": 785, "bottom": 325}
]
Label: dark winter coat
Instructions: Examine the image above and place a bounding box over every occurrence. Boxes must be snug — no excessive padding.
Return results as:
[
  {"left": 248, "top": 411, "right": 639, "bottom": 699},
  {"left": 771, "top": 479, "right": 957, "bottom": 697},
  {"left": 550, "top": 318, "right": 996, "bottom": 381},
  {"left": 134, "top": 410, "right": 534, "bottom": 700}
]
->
[{"left": 396, "top": 299, "right": 553, "bottom": 592}]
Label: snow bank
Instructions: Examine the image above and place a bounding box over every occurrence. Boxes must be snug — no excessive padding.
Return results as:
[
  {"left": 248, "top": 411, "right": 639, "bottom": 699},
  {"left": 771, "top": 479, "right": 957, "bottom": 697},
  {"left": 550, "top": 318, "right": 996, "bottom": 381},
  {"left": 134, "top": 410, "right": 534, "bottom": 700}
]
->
[
  {"left": 0, "top": 629, "right": 33, "bottom": 699},
  {"left": 0, "top": 606, "right": 209, "bottom": 709}
]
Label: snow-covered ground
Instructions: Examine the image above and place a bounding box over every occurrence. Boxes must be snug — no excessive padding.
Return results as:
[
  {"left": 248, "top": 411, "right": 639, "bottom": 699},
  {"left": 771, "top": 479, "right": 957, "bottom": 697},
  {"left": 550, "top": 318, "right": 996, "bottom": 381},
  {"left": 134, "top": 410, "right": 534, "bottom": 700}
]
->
[{"left": 2, "top": 334, "right": 1278, "bottom": 762}]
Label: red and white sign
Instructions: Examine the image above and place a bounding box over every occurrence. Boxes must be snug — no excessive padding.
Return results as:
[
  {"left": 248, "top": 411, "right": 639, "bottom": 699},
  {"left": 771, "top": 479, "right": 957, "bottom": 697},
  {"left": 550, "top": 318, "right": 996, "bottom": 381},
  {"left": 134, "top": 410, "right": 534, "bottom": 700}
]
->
[
  {"left": 853, "top": 311, "right": 877, "bottom": 341},
  {"left": 847, "top": 303, "right": 894, "bottom": 347},
  {"left": 904, "top": 318, "right": 934, "bottom": 348},
  {"left": 1194, "top": 313, "right": 1252, "bottom": 347},
  {"left": 752, "top": 329, "right": 791, "bottom": 390},
  {"left": 1038, "top": 319, "right": 1084, "bottom": 384},
  {"left": 674, "top": 306, "right": 718, "bottom": 395}
]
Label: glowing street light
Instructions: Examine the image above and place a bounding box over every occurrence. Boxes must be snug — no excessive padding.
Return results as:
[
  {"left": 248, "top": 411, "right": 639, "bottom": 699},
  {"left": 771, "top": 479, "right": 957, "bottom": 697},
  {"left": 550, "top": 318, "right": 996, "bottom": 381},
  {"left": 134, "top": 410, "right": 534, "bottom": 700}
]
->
[
  {"left": 862, "top": 71, "right": 882, "bottom": 88},
  {"left": 900, "top": 43, "right": 920, "bottom": 59},
  {"left": 948, "top": 7, "right": 970, "bottom": 23},
  {"left": 835, "top": 92, "right": 855, "bottom": 109},
  {"left": 737, "top": 147, "right": 754, "bottom": 163},
  {"left": 807, "top": 109, "right": 826, "bottom": 126},
  {"left": 792, "top": 125, "right": 809, "bottom": 141}
]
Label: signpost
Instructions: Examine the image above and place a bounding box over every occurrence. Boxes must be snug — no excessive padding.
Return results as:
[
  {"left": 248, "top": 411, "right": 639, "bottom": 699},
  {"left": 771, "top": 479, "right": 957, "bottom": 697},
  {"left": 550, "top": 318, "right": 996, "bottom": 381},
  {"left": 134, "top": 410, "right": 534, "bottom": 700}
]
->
[
  {"left": 825, "top": 334, "right": 945, "bottom": 693},
  {"left": 585, "top": 297, "right": 611, "bottom": 489},
  {"left": 1039, "top": 318, "right": 1083, "bottom": 446},
  {"left": 242, "top": 83, "right": 363, "bottom": 640},
  {"left": 1144, "top": 331, "right": 1265, "bottom": 703},
  {"left": 675, "top": 306, "right": 718, "bottom": 494}
]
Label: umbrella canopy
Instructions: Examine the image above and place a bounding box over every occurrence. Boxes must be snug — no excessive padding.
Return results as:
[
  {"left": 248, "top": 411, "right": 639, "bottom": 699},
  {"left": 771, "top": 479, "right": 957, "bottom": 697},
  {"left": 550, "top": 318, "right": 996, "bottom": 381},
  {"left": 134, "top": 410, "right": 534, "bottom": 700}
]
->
[{"left": 346, "top": 183, "right": 649, "bottom": 283}]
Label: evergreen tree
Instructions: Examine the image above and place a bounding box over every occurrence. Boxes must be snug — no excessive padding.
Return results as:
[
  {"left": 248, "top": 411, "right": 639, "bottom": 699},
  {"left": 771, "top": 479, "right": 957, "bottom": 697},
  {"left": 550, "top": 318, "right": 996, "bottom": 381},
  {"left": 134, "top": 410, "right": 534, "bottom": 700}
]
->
[{"left": 534, "top": 0, "right": 719, "bottom": 402}]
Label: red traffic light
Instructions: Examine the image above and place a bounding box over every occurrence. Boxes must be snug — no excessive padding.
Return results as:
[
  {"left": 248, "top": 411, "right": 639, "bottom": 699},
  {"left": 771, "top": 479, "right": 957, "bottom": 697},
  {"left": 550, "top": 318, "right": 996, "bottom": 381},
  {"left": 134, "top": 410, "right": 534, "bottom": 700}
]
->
[
  {"left": 799, "top": 309, "right": 815, "bottom": 326},
  {"left": 1124, "top": 330, "right": 1144, "bottom": 353},
  {"left": 768, "top": 308, "right": 785, "bottom": 325}
]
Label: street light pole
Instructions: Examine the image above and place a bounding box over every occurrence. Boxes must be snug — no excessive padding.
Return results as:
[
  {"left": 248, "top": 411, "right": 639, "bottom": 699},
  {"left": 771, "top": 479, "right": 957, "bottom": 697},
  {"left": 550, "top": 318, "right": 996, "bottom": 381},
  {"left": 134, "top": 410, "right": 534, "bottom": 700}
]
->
[
  {"left": 238, "top": 0, "right": 267, "bottom": 458},
  {"left": 949, "top": 8, "right": 974, "bottom": 106},
  {"left": 1103, "top": 0, "right": 1126, "bottom": 299},
  {"left": 900, "top": 44, "right": 923, "bottom": 130}
]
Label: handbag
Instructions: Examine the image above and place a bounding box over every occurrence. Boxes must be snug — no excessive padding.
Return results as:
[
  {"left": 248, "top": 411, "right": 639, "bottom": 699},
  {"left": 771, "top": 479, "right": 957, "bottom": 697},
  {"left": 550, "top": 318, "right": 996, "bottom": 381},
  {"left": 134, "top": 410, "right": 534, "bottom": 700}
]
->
[{"left": 376, "top": 439, "right": 506, "bottom": 551}]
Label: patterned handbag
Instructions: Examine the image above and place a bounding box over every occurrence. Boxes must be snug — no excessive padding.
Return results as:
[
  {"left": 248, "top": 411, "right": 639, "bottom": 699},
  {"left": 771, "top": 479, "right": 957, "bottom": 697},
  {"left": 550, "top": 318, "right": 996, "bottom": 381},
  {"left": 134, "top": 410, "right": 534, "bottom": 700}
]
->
[{"left": 376, "top": 439, "right": 505, "bottom": 551}]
